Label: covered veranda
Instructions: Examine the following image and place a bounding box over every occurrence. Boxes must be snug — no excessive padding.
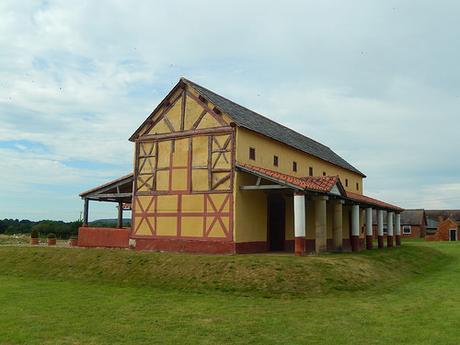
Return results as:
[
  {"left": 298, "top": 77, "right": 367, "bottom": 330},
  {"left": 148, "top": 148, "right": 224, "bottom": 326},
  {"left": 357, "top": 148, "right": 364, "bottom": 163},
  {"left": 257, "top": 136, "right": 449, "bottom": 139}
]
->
[
  {"left": 79, "top": 173, "right": 134, "bottom": 229},
  {"left": 236, "top": 163, "right": 404, "bottom": 255}
]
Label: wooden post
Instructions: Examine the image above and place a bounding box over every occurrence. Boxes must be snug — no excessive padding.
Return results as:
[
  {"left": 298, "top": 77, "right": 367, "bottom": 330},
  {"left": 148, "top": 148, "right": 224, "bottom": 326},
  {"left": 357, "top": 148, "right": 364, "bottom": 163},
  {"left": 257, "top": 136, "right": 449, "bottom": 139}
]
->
[
  {"left": 117, "top": 201, "right": 123, "bottom": 229},
  {"left": 83, "top": 198, "right": 89, "bottom": 227}
]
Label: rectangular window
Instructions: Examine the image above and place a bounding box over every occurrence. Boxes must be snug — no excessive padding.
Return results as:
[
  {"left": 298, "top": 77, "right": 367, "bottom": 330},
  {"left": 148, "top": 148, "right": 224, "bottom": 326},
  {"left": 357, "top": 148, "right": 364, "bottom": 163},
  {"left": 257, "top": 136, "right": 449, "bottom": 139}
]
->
[
  {"left": 309, "top": 167, "right": 313, "bottom": 176},
  {"left": 292, "top": 161, "right": 297, "bottom": 172},
  {"left": 249, "top": 147, "right": 255, "bottom": 160},
  {"left": 383, "top": 226, "right": 388, "bottom": 234},
  {"left": 403, "top": 226, "right": 411, "bottom": 235},
  {"left": 273, "top": 155, "right": 279, "bottom": 167},
  {"left": 356, "top": 182, "right": 359, "bottom": 191},
  {"left": 345, "top": 179, "right": 349, "bottom": 187},
  {"left": 323, "top": 171, "right": 326, "bottom": 176}
]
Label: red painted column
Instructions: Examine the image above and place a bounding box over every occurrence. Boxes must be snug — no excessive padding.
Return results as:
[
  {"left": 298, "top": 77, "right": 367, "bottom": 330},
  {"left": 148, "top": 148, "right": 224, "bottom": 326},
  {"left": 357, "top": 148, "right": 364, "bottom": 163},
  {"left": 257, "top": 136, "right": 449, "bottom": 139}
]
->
[
  {"left": 377, "top": 209, "right": 384, "bottom": 248},
  {"left": 294, "top": 193, "right": 306, "bottom": 256},
  {"left": 387, "top": 235, "right": 394, "bottom": 247},
  {"left": 351, "top": 204, "right": 360, "bottom": 252},
  {"left": 294, "top": 237, "right": 305, "bottom": 256},
  {"left": 365, "top": 207, "right": 373, "bottom": 250},
  {"left": 395, "top": 213, "right": 401, "bottom": 247},
  {"left": 387, "top": 211, "right": 394, "bottom": 248}
]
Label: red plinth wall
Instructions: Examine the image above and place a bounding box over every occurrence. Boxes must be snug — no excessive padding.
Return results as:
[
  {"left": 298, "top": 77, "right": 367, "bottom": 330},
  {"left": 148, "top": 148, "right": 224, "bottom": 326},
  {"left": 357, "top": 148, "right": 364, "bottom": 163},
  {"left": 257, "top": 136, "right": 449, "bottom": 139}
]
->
[
  {"left": 366, "top": 235, "right": 373, "bottom": 250},
  {"left": 78, "top": 227, "right": 129, "bottom": 248},
  {"left": 294, "top": 237, "right": 305, "bottom": 256},
  {"left": 350, "top": 235, "right": 360, "bottom": 252}
]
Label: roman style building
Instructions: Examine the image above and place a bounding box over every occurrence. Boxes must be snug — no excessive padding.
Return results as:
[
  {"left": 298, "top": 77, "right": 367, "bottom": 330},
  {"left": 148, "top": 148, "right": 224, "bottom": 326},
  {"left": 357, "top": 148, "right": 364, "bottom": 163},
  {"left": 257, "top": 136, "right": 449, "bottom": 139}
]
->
[{"left": 79, "top": 78, "right": 403, "bottom": 254}]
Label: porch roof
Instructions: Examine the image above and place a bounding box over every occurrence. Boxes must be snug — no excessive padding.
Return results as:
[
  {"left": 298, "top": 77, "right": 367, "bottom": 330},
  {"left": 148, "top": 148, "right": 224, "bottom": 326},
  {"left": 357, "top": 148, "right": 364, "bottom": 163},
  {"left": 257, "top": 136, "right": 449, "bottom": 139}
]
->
[
  {"left": 236, "top": 162, "right": 403, "bottom": 212},
  {"left": 79, "top": 173, "right": 134, "bottom": 203},
  {"left": 237, "top": 162, "right": 344, "bottom": 195}
]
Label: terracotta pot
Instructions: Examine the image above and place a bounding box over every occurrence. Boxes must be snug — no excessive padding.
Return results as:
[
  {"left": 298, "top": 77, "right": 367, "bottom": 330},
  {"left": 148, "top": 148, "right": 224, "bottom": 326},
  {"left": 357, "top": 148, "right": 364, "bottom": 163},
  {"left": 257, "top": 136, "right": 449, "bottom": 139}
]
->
[
  {"left": 69, "top": 238, "right": 78, "bottom": 247},
  {"left": 31, "top": 237, "right": 39, "bottom": 245},
  {"left": 47, "top": 238, "right": 57, "bottom": 246}
]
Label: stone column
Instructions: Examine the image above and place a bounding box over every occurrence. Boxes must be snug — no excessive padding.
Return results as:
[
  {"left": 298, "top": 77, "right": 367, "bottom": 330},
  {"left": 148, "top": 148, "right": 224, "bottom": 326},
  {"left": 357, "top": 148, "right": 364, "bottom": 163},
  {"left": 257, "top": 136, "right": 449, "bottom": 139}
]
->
[
  {"left": 294, "top": 193, "right": 306, "bottom": 256},
  {"left": 351, "top": 204, "right": 360, "bottom": 252},
  {"left": 377, "top": 210, "right": 384, "bottom": 248},
  {"left": 366, "top": 207, "right": 373, "bottom": 250},
  {"left": 387, "top": 211, "right": 394, "bottom": 248},
  {"left": 314, "top": 196, "right": 328, "bottom": 253},
  {"left": 332, "top": 200, "right": 344, "bottom": 251},
  {"left": 395, "top": 213, "right": 401, "bottom": 246}
]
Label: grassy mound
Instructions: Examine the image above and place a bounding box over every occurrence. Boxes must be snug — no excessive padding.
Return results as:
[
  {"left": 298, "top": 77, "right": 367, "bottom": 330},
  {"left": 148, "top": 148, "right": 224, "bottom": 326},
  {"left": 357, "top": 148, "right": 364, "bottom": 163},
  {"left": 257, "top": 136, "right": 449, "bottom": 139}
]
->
[{"left": 0, "top": 245, "right": 447, "bottom": 297}]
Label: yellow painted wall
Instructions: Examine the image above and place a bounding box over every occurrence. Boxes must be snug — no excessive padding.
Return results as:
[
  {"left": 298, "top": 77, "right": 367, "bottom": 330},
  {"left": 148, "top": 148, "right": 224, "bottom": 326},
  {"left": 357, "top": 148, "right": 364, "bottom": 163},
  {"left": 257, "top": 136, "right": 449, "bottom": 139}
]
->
[
  {"left": 342, "top": 205, "right": 351, "bottom": 240},
  {"left": 233, "top": 171, "right": 267, "bottom": 243},
  {"left": 285, "top": 194, "right": 294, "bottom": 241},
  {"left": 133, "top": 83, "right": 234, "bottom": 241},
  {"left": 236, "top": 127, "right": 364, "bottom": 194}
]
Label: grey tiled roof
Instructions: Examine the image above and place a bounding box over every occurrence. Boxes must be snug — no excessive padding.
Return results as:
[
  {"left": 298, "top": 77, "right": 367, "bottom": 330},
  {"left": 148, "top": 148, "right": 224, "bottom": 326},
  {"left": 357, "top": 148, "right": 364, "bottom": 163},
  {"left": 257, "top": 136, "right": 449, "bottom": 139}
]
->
[
  {"left": 183, "top": 78, "right": 365, "bottom": 177},
  {"left": 400, "top": 209, "right": 426, "bottom": 225},
  {"left": 425, "top": 210, "right": 460, "bottom": 222}
]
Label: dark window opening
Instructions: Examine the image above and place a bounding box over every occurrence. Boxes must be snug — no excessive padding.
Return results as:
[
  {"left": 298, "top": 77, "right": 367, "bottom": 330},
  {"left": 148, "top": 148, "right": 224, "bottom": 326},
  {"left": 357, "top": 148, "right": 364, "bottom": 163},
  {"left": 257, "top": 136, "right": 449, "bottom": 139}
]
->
[
  {"left": 198, "top": 95, "right": 208, "bottom": 104},
  {"left": 323, "top": 171, "right": 326, "bottom": 176},
  {"left": 293, "top": 161, "right": 297, "bottom": 172},
  {"left": 273, "top": 155, "right": 279, "bottom": 167},
  {"left": 356, "top": 182, "right": 359, "bottom": 191},
  {"left": 345, "top": 179, "right": 349, "bottom": 187},
  {"left": 403, "top": 226, "right": 411, "bottom": 235},
  {"left": 249, "top": 147, "right": 256, "bottom": 160},
  {"left": 309, "top": 167, "right": 313, "bottom": 176}
]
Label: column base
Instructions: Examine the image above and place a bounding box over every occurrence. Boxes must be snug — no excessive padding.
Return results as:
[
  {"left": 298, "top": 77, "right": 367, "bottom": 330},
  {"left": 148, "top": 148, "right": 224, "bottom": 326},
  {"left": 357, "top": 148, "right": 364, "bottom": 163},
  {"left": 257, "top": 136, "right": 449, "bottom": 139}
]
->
[
  {"left": 366, "top": 235, "right": 373, "bottom": 250},
  {"left": 387, "top": 235, "right": 394, "bottom": 248},
  {"left": 294, "top": 237, "right": 305, "bottom": 256},
  {"left": 378, "top": 236, "right": 384, "bottom": 248},
  {"left": 395, "top": 235, "right": 401, "bottom": 246},
  {"left": 351, "top": 235, "right": 360, "bottom": 252}
]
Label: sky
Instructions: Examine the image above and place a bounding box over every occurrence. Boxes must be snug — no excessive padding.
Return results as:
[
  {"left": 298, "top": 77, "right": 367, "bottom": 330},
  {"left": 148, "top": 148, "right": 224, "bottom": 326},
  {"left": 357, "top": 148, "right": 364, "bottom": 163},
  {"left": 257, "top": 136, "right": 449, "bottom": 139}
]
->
[{"left": 1, "top": 0, "right": 460, "bottom": 221}]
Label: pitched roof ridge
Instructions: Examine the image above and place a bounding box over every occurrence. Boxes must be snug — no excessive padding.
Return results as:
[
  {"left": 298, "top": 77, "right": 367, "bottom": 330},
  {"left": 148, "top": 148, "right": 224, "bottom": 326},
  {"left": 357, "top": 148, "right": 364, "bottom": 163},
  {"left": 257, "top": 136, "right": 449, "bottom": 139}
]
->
[
  {"left": 178, "top": 78, "right": 364, "bottom": 177},
  {"left": 181, "top": 77, "right": 333, "bottom": 150}
]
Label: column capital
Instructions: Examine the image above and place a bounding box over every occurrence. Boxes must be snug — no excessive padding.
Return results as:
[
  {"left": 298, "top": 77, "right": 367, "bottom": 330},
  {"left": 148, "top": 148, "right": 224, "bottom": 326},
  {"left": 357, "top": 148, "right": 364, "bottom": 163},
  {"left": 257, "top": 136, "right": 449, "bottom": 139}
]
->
[{"left": 314, "top": 195, "right": 329, "bottom": 201}]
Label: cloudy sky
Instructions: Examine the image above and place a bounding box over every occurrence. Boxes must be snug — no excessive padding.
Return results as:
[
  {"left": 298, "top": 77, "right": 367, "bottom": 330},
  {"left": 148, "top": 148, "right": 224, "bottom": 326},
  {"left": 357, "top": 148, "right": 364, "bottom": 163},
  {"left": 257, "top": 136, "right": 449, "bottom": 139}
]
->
[{"left": 1, "top": 0, "right": 459, "bottom": 221}]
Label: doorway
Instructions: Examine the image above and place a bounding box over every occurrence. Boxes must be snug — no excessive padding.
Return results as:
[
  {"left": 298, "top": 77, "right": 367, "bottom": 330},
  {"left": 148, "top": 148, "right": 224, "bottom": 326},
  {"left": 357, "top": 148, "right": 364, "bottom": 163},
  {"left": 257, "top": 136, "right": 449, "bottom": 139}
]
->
[
  {"left": 268, "top": 194, "right": 285, "bottom": 251},
  {"left": 449, "top": 229, "right": 457, "bottom": 241}
]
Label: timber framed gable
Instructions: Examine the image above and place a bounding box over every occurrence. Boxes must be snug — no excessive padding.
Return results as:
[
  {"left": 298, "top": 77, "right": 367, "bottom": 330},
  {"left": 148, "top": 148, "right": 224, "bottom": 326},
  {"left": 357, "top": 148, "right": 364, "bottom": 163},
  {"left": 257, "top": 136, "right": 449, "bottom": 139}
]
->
[{"left": 131, "top": 80, "right": 235, "bottom": 243}]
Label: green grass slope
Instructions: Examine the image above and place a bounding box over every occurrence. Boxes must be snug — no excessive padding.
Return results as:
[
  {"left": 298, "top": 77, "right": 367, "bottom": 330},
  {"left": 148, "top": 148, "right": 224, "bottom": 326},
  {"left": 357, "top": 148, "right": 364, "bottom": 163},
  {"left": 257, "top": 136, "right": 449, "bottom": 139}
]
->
[
  {"left": 0, "top": 243, "right": 448, "bottom": 297},
  {"left": 1, "top": 242, "right": 460, "bottom": 344}
]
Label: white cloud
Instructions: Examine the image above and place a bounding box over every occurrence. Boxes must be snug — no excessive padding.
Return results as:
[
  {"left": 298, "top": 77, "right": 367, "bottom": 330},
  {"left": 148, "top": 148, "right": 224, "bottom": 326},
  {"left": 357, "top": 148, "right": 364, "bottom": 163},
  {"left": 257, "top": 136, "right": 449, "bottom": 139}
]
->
[{"left": 1, "top": 0, "right": 459, "bottom": 220}]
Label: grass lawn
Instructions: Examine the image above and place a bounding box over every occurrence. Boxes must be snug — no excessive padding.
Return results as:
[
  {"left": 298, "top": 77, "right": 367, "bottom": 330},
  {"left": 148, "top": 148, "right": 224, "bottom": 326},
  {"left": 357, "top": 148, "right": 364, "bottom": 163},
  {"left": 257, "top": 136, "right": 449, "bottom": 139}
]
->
[{"left": 0, "top": 241, "right": 459, "bottom": 344}]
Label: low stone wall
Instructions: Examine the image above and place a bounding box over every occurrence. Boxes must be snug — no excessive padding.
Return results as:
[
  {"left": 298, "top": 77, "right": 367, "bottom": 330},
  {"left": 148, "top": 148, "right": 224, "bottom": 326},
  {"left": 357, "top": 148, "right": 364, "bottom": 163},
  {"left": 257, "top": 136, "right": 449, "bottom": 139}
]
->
[{"left": 78, "top": 227, "right": 130, "bottom": 248}]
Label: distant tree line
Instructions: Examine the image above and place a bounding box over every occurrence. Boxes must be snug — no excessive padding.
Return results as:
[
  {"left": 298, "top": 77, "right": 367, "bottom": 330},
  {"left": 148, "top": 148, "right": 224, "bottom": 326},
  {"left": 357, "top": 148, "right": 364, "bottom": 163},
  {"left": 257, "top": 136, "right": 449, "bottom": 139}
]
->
[
  {"left": 0, "top": 219, "right": 82, "bottom": 239},
  {"left": 0, "top": 218, "right": 131, "bottom": 238}
]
